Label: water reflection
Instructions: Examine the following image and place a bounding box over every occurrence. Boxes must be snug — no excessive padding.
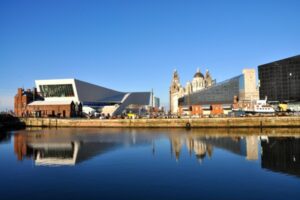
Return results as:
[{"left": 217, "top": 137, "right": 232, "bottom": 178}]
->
[
  {"left": 2, "top": 128, "right": 300, "bottom": 200},
  {"left": 9, "top": 128, "right": 300, "bottom": 178},
  {"left": 13, "top": 129, "right": 258, "bottom": 165},
  {"left": 261, "top": 137, "right": 300, "bottom": 177},
  {"left": 170, "top": 135, "right": 258, "bottom": 162}
]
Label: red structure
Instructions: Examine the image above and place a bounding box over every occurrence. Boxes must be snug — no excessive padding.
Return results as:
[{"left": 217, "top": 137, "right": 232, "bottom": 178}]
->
[
  {"left": 14, "top": 88, "right": 82, "bottom": 118},
  {"left": 210, "top": 104, "right": 224, "bottom": 115},
  {"left": 191, "top": 105, "right": 203, "bottom": 115},
  {"left": 14, "top": 88, "right": 37, "bottom": 117}
]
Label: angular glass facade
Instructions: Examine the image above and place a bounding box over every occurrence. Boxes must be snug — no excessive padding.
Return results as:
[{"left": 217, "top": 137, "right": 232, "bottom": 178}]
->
[
  {"left": 39, "top": 84, "right": 75, "bottom": 97},
  {"left": 179, "top": 75, "right": 243, "bottom": 106},
  {"left": 258, "top": 55, "right": 300, "bottom": 102}
]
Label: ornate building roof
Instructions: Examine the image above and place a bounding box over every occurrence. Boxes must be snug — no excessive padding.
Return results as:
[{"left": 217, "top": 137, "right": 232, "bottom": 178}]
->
[{"left": 194, "top": 68, "right": 204, "bottom": 78}]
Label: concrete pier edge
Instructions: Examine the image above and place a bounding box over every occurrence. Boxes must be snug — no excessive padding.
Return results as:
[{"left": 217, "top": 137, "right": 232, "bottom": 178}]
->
[{"left": 19, "top": 117, "right": 300, "bottom": 128}]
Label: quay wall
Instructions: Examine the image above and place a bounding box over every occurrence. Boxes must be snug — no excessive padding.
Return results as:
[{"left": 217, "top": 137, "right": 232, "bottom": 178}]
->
[{"left": 20, "top": 117, "right": 300, "bottom": 128}]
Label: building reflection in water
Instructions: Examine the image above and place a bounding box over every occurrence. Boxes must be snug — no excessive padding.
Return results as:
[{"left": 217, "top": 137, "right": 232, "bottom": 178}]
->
[
  {"left": 11, "top": 128, "right": 300, "bottom": 178},
  {"left": 261, "top": 137, "right": 300, "bottom": 177},
  {"left": 13, "top": 129, "right": 259, "bottom": 166},
  {"left": 170, "top": 135, "right": 258, "bottom": 163},
  {"left": 13, "top": 130, "right": 157, "bottom": 166}
]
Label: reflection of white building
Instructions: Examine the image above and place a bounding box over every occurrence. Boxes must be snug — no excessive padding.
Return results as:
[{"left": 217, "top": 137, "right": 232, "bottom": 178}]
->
[
  {"left": 246, "top": 136, "right": 258, "bottom": 160},
  {"left": 34, "top": 79, "right": 154, "bottom": 116},
  {"left": 33, "top": 142, "right": 80, "bottom": 166},
  {"left": 16, "top": 129, "right": 159, "bottom": 166},
  {"left": 27, "top": 141, "right": 120, "bottom": 166}
]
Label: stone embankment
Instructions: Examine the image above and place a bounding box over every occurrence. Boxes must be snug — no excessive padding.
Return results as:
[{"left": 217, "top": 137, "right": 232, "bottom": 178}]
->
[{"left": 20, "top": 117, "right": 300, "bottom": 128}]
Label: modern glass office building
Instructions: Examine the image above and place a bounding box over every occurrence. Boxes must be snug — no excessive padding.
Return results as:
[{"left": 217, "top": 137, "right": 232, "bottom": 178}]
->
[{"left": 258, "top": 55, "right": 300, "bottom": 102}]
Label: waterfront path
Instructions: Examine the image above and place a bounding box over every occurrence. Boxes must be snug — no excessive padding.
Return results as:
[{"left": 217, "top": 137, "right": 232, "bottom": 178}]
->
[{"left": 20, "top": 116, "right": 300, "bottom": 128}]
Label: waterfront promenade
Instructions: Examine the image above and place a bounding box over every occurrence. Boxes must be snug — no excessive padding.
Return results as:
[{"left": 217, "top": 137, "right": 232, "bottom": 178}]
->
[{"left": 19, "top": 116, "right": 300, "bottom": 128}]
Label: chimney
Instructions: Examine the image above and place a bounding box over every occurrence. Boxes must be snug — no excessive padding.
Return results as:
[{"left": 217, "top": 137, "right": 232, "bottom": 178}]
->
[
  {"left": 17, "top": 88, "right": 23, "bottom": 96},
  {"left": 33, "top": 87, "right": 37, "bottom": 100}
]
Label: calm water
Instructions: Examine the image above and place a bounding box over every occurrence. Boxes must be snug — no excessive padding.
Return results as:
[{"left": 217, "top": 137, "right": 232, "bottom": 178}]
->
[{"left": 1, "top": 128, "right": 300, "bottom": 200}]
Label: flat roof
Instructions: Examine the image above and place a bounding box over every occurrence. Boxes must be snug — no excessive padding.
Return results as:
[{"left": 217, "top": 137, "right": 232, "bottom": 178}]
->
[
  {"left": 258, "top": 55, "right": 300, "bottom": 67},
  {"left": 28, "top": 101, "right": 73, "bottom": 106}
]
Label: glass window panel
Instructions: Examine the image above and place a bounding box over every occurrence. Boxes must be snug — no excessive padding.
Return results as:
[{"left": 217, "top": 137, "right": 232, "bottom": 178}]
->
[{"left": 39, "top": 84, "right": 75, "bottom": 97}]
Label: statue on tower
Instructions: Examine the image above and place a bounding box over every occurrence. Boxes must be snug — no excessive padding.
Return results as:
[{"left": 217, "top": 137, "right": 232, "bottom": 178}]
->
[{"left": 205, "top": 69, "right": 213, "bottom": 87}]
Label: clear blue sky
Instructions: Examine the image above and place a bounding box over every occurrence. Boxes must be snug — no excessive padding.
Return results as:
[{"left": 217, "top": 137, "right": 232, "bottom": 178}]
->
[{"left": 1, "top": 0, "right": 300, "bottom": 110}]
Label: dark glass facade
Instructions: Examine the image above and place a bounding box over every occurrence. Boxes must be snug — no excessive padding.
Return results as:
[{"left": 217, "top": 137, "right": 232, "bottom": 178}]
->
[
  {"left": 39, "top": 84, "right": 75, "bottom": 97},
  {"left": 258, "top": 55, "right": 300, "bottom": 102}
]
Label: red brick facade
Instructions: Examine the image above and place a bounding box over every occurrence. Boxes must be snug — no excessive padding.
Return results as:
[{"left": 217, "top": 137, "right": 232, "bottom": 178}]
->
[
  {"left": 191, "top": 105, "right": 203, "bottom": 115},
  {"left": 14, "top": 88, "right": 36, "bottom": 117},
  {"left": 179, "top": 104, "right": 225, "bottom": 116},
  {"left": 26, "top": 103, "right": 79, "bottom": 118},
  {"left": 210, "top": 104, "right": 224, "bottom": 115},
  {"left": 14, "top": 88, "right": 82, "bottom": 118}
]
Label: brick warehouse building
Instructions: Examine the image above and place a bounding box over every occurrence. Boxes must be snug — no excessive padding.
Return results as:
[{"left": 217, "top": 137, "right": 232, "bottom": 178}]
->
[{"left": 14, "top": 88, "right": 82, "bottom": 118}]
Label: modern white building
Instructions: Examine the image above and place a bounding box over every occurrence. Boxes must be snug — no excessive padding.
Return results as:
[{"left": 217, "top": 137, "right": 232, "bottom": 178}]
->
[{"left": 34, "top": 79, "right": 154, "bottom": 116}]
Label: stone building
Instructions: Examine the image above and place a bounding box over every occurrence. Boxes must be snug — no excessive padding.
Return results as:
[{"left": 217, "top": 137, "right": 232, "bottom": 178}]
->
[{"left": 169, "top": 68, "right": 214, "bottom": 114}]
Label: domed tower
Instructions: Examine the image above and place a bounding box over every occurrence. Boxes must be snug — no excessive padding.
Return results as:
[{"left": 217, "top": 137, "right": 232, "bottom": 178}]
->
[
  {"left": 192, "top": 68, "right": 205, "bottom": 92},
  {"left": 204, "top": 69, "right": 213, "bottom": 87},
  {"left": 169, "top": 69, "right": 184, "bottom": 114}
]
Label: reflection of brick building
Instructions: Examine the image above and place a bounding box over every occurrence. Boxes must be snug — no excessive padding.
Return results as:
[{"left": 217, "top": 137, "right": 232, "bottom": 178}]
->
[
  {"left": 14, "top": 88, "right": 82, "bottom": 118},
  {"left": 14, "top": 134, "right": 29, "bottom": 161}
]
